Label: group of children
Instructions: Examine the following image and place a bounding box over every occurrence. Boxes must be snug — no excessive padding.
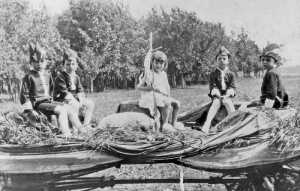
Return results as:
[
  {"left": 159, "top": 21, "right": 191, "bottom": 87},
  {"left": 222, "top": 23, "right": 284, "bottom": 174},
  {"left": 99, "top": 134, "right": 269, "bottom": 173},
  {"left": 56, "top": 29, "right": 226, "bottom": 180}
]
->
[
  {"left": 20, "top": 42, "right": 288, "bottom": 136},
  {"left": 20, "top": 43, "right": 94, "bottom": 137},
  {"left": 136, "top": 43, "right": 288, "bottom": 133}
]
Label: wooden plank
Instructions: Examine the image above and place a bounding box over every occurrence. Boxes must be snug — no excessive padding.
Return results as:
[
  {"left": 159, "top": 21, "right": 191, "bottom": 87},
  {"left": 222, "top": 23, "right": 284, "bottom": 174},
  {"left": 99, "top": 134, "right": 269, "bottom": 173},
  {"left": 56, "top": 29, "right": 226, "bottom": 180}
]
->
[
  {"left": 180, "top": 142, "right": 300, "bottom": 170},
  {"left": 0, "top": 150, "right": 123, "bottom": 174}
]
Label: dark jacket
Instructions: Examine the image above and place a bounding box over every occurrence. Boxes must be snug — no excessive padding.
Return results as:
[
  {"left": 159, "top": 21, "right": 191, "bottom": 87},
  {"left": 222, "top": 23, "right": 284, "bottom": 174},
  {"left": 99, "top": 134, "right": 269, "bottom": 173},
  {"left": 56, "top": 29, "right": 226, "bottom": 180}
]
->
[
  {"left": 53, "top": 71, "right": 84, "bottom": 101},
  {"left": 20, "top": 70, "right": 54, "bottom": 109},
  {"left": 209, "top": 68, "right": 236, "bottom": 94},
  {"left": 260, "top": 67, "right": 286, "bottom": 101}
]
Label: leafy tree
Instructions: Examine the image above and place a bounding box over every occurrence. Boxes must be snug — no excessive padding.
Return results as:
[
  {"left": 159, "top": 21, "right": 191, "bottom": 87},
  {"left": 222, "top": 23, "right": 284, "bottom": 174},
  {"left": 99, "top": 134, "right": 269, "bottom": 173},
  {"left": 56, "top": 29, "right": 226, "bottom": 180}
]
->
[
  {"left": 57, "top": 0, "right": 148, "bottom": 92},
  {"left": 0, "top": 1, "right": 69, "bottom": 100},
  {"left": 145, "top": 7, "right": 227, "bottom": 87}
]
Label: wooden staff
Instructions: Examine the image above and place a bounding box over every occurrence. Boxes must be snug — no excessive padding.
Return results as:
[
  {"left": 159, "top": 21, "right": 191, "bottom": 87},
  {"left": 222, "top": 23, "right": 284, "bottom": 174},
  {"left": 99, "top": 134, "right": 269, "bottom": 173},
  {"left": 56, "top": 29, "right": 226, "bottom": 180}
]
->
[{"left": 149, "top": 33, "right": 160, "bottom": 132}]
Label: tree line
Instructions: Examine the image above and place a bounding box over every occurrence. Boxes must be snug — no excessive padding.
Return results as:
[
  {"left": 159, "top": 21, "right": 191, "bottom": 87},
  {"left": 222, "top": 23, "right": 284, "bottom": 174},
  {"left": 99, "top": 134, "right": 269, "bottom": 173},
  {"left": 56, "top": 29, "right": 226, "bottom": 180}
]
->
[{"left": 0, "top": 0, "right": 282, "bottom": 100}]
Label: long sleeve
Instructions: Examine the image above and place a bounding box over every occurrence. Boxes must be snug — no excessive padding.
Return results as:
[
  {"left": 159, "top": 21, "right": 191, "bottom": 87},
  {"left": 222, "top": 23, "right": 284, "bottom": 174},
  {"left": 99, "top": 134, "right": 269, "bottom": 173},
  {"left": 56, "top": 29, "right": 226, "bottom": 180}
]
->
[
  {"left": 20, "top": 75, "right": 33, "bottom": 110},
  {"left": 265, "top": 72, "right": 278, "bottom": 100},
  {"left": 49, "top": 74, "right": 54, "bottom": 96},
  {"left": 228, "top": 73, "right": 236, "bottom": 90},
  {"left": 75, "top": 76, "right": 84, "bottom": 93},
  {"left": 54, "top": 73, "right": 69, "bottom": 100},
  {"left": 209, "top": 70, "right": 218, "bottom": 91}
]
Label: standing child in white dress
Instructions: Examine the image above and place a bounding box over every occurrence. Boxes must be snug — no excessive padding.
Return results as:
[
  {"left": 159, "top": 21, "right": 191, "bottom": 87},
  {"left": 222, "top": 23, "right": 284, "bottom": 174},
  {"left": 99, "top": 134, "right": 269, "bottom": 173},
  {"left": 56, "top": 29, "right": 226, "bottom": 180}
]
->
[{"left": 137, "top": 50, "right": 183, "bottom": 132}]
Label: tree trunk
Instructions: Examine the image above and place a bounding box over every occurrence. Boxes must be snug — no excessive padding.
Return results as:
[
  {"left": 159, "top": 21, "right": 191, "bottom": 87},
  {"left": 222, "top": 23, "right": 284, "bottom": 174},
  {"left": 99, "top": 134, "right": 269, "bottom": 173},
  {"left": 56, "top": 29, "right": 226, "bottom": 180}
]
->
[
  {"left": 0, "top": 80, "right": 2, "bottom": 95},
  {"left": 180, "top": 74, "right": 186, "bottom": 88},
  {"left": 134, "top": 74, "right": 138, "bottom": 88},
  {"left": 234, "top": 71, "right": 239, "bottom": 78},
  {"left": 7, "top": 78, "right": 13, "bottom": 100},
  {"left": 172, "top": 73, "right": 177, "bottom": 88}
]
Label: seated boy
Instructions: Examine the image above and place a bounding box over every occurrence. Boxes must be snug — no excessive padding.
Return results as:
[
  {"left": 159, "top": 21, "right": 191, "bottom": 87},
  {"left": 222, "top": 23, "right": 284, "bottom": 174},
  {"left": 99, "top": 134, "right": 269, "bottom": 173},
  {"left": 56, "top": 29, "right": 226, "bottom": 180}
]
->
[
  {"left": 20, "top": 43, "right": 85, "bottom": 137},
  {"left": 53, "top": 49, "right": 94, "bottom": 129},
  {"left": 248, "top": 43, "right": 288, "bottom": 108},
  {"left": 201, "top": 46, "right": 236, "bottom": 133}
]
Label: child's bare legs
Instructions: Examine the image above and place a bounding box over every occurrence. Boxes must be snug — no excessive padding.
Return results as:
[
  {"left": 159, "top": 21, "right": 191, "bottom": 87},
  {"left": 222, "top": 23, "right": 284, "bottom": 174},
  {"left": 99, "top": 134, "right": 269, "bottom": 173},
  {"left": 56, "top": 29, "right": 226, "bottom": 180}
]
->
[
  {"left": 67, "top": 99, "right": 80, "bottom": 116},
  {"left": 202, "top": 99, "right": 221, "bottom": 133},
  {"left": 63, "top": 104, "right": 86, "bottom": 134},
  {"left": 223, "top": 98, "right": 235, "bottom": 115},
  {"left": 81, "top": 99, "right": 94, "bottom": 126},
  {"left": 171, "top": 98, "right": 181, "bottom": 126},
  {"left": 161, "top": 102, "right": 171, "bottom": 127},
  {"left": 53, "top": 105, "right": 71, "bottom": 137}
]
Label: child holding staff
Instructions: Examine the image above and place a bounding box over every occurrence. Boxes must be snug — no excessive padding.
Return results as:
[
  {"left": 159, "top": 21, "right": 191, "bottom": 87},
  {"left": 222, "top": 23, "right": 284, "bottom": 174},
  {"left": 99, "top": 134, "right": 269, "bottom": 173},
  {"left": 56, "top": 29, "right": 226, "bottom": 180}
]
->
[{"left": 137, "top": 50, "right": 184, "bottom": 132}]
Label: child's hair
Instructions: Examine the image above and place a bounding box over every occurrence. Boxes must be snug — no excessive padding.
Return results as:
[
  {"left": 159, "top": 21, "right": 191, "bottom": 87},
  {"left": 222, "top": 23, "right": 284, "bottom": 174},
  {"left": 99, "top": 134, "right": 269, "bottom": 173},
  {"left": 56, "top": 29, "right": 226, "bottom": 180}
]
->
[{"left": 151, "top": 50, "right": 168, "bottom": 70}]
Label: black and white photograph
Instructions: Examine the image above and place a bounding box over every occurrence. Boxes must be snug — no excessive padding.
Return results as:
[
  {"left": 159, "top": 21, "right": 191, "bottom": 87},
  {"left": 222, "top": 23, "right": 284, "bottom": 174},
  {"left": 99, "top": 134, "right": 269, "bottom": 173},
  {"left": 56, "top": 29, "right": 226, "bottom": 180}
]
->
[{"left": 0, "top": 0, "right": 300, "bottom": 190}]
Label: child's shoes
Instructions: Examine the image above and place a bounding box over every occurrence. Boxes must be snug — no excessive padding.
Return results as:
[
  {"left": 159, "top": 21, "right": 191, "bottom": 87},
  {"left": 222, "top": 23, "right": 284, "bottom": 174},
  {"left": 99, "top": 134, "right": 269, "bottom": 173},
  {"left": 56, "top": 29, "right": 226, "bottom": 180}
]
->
[
  {"left": 72, "top": 127, "right": 79, "bottom": 135},
  {"left": 62, "top": 131, "right": 72, "bottom": 138},
  {"left": 162, "top": 123, "right": 177, "bottom": 132},
  {"left": 173, "top": 122, "right": 186, "bottom": 131},
  {"left": 78, "top": 126, "right": 88, "bottom": 134}
]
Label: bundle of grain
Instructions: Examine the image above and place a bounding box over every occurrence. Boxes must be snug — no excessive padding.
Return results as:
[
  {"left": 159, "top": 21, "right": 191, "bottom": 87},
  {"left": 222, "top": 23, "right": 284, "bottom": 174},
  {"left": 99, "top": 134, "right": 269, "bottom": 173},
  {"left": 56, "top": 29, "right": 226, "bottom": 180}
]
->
[{"left": 97, "top": 112, "right": 155, "bottom": 132}]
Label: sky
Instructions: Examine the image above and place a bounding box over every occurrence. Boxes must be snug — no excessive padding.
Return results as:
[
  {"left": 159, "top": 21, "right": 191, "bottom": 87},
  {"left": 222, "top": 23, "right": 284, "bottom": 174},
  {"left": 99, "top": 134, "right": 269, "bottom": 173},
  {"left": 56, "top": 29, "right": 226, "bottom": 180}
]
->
[{"left": 27, "top": 0, "right": 300, "bottom": 66}]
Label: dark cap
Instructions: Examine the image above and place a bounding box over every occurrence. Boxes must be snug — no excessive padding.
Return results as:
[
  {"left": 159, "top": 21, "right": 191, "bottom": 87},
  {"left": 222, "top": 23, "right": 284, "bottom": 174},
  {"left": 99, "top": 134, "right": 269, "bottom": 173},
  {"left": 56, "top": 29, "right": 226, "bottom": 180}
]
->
[
  {"left": 216, "top": 46, "right": 231, "bottom": 59},
  {"left": 29, "top": 43, "right": 47, "bottom": 63},
  {"left": 62, "top": 49, "right": 87, "bottom": 70},
  {"left": 260, "top": 43, "right": 281, "bottom": 61}
]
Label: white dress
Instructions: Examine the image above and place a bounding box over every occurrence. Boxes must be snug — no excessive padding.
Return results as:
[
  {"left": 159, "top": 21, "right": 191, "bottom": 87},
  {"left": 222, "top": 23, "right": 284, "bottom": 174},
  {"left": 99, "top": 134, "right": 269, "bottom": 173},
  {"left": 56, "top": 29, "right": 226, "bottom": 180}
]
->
[{"left": 138, "top": 71, "right": 171, "bottom": 111}]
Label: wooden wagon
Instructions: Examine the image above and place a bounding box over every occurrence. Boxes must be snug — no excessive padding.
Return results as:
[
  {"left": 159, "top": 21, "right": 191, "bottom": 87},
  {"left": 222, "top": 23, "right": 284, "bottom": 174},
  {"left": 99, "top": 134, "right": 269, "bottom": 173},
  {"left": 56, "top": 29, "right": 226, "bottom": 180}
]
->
[{"left": 1, "top": 102, "right": 300, "bottom": 191}]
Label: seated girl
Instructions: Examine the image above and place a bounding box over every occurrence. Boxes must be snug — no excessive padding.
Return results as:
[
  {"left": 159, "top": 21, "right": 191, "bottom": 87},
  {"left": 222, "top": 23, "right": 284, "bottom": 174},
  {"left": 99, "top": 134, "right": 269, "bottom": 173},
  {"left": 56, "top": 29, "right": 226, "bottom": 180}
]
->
[
  {"left": 201, "top": 46, "right": 236, "bottom": 133},
  {"left": 137, "top": 50, "right": 184, "bottom": 132}
]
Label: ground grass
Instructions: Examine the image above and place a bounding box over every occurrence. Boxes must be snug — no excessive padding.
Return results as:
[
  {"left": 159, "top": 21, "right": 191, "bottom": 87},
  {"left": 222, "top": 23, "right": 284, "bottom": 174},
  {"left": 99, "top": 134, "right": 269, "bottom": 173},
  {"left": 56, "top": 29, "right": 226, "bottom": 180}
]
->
[{"left": 0, "top": 74, "right": 299, "bottom": 191}]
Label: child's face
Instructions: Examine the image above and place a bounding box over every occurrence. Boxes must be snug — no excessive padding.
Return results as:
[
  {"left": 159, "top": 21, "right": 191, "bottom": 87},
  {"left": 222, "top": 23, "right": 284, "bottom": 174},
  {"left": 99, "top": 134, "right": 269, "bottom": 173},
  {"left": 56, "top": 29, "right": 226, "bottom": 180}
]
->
[
  {"left": 31, "top": 59, "right": 47, "bottom": 71},
  {"left": 261, "top": 56, "right": 276, "bottom": 70},
  {"left": 216, "top": 54, "right": 229, "bottom": 70},
  {"left": 153, "top": 57, "right": 166, "bottom": 73},
  {"left": 64, "top": 57, "right": 78, "bottom": 73}
]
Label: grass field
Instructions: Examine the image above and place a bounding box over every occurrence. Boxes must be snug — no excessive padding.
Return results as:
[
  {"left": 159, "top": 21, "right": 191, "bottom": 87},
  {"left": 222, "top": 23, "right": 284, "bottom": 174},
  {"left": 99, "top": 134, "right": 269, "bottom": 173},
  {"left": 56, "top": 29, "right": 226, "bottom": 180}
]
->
[{"left": 0, "top": 73, "right": 300, "bottom": 191}]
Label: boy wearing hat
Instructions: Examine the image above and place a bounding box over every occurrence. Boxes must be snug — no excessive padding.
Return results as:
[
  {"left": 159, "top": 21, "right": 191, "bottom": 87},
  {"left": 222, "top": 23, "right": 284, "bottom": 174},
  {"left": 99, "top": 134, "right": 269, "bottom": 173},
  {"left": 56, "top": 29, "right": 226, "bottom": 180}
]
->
[
  {"left": 201, "top": 46, "right": 236, "bottom": 133},
  {"left": 250, "top": 44, "right": 288, "bottom": 108},
  {"left": 20, "top": 43, "right": 85, "bottom": 137},
  {"left": 54, "top": 49, "right": 94, "bottom": 129}
]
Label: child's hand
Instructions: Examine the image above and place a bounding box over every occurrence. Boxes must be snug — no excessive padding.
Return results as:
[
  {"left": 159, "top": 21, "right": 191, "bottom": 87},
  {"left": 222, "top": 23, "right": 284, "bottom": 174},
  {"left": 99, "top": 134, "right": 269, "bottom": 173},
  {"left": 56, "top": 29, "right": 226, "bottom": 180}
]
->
[
  {"left": 223, "top": 94, "right": 230, "bottom": 100},
  {"left": 152, "top": 85, "right": 161, "bottom": 93},
  {"left": 28, "top": 110, "right": 40, "bottom": 121}
]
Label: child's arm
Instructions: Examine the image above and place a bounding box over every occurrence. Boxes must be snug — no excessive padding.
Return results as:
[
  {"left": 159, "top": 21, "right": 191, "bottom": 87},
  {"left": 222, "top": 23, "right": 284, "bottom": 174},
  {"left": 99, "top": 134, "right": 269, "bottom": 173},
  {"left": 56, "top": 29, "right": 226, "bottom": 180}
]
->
[
  {"left": 209, "top": 70, "right": 221, "bottom": 96},
  {"left": 164, "top": 72, "right": 171, "bottom": 96},
  {"left": 264, "top": 72, "right": 278, "bottom": 107},
  {"left": 75, "top": 75, "right": 85, "bottom": 103},
  {"left": 49, "top": 74, "right": 54, "bottom": 97},
  {"left": 20, "top": 75, "right": 39, "bottom": 120},
  {"left": 225, "top": 72, "right": 236, "bottom": 98},
  {"left": 54, "top": 72, "right": 76, "bottom": 101},
  {"left": 136, "top": 74, "right": 154, "bottom": 92}
]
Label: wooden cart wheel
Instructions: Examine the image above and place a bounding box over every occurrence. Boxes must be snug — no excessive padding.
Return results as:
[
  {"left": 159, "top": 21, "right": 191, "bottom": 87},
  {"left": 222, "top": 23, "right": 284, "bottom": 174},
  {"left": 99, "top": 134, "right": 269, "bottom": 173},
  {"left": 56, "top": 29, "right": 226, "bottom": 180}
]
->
[{"left": 225, "top": 168, "right": 300, "bottom": 191}]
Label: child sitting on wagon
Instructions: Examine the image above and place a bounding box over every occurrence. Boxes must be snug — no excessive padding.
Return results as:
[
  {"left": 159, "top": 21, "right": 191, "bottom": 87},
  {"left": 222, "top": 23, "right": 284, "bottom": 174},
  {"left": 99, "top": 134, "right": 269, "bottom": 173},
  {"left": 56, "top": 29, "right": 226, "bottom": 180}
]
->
[
  {"left": 137, "top": 50, "right": 184, "bottom": 132},
  {"left": 201, "top": 46, "right": 236, "bottom": 133},
  {"left": 248, "top": 43, "right": 288, "bottom": 108},
  {"left": 20, "top": 43, "right": 85, "bottom": 137},
  {"left": 53, "top": 49, "right": 94, "bottom": 130}
]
